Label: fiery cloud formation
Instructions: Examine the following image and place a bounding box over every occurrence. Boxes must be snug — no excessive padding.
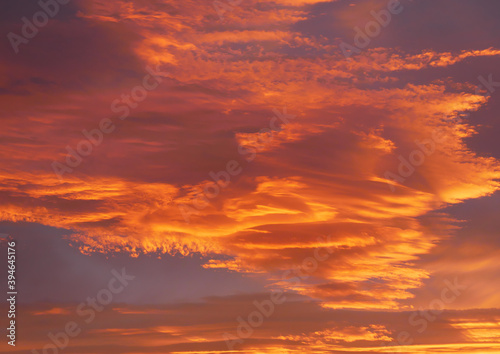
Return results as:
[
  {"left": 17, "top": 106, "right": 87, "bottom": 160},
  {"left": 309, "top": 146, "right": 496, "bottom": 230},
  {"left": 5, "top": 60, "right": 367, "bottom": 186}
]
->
[{"left": 1, "top": 0, "right": 500, "bottom": 353}]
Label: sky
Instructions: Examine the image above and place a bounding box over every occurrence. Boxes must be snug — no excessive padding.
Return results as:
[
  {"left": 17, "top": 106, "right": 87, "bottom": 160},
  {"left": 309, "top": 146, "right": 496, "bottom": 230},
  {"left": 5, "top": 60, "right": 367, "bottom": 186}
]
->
[{"left": 1, "top": 0, "right": 500, "bottom": 353}]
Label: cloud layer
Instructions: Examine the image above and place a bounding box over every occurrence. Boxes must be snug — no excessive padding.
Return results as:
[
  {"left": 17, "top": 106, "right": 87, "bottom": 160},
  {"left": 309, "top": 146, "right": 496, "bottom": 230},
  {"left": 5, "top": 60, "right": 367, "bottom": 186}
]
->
[{"left": 1, "top": 0, "right": 500, "bottom": 352}]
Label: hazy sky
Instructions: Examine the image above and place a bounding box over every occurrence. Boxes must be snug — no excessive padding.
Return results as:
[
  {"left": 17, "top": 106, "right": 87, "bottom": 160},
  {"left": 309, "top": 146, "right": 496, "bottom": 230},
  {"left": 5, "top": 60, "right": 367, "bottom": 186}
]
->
[{"left": 1, "top": 0, "right": 500, "bottom": 353}]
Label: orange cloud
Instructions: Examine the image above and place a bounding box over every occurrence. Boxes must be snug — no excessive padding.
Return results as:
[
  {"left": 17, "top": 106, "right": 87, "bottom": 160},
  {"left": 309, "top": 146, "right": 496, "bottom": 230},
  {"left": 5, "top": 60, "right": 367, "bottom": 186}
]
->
[{"left": 1, "top": 0, "right": 500, "bottom": 345}]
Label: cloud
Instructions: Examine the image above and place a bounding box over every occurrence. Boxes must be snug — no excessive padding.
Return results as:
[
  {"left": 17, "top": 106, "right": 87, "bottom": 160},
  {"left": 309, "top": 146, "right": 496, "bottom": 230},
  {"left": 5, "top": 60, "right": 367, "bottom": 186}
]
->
[
  {"left": 10, "top": 299, "right": 500, "bottom": 353},
  {"left": 1, "top": 0, "right": 500, "bottom": 337}
]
